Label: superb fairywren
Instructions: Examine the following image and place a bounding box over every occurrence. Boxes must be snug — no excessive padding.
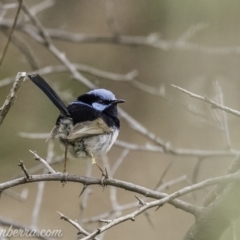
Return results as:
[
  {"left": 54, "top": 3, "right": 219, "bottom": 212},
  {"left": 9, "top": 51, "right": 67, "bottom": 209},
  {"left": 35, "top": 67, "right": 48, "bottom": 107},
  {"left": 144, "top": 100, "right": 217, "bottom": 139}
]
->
[{"left": 28, "top": 74, "right": 125, "bottom": 173}]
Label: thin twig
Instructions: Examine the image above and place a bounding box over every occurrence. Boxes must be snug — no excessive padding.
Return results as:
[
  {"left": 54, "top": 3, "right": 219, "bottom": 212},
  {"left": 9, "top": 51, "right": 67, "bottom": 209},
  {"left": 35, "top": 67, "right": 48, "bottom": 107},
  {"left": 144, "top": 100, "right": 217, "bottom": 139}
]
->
[
  {"left": 79, "top": 160, "right": 93, "bottom": 223},
  {"left": 0, "top": 72, "right": 26, "bottom": 126},
  {"left": 135, "top": 196, "right": 146, "bottom": 206},
  {"left": 0, "top": 0, "right": 22, "bottom": 66},
  {"left": 157, "top": 175, "right": 187, "bottom": 191},
  {"left": 214, "top": 81, "right": 232, "bottom": 149},
  {"left": 1, "top": 29, "right": 39, "bottom": 70},
  {"left": 29, "top": 150, "right": 56, "bottom": 174},
  {"left": 177, "top": 23, "right": 208, "bottom": 42},
  {"left": 18, "top": 160, "right": 31, "bottom": 180},
  {"left": 0, "top": 65, "right": 137, "bottom": 88},
  {"left": 21, "top": 2, "right": 52, "bottom": 46},
  {"left": 111, "top": 149, "right": 129, "bottom": 176},
  {"left": 154, "top": 160, "right": 174, "bottom": 190},
  {"left": 31, "top": 142, "right": 54, "bottom": 228},
  {"left": 171, "top": 84, "right": 240, "bottom": 118},
  {"left": 57, "top": 211, "right": 94, "bottom": 238}
]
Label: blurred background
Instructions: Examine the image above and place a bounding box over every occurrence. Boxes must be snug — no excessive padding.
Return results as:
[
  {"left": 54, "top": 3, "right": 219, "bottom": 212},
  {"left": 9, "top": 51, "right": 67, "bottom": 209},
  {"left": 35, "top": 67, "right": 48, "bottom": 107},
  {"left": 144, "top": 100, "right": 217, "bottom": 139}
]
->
[{"left": 1, "top": 0, "right": 240, "bottom": 239}]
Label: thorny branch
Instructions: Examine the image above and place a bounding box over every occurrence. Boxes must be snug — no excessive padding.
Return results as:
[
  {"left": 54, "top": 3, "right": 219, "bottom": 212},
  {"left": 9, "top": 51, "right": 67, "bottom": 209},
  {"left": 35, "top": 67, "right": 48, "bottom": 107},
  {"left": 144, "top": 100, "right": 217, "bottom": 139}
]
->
[
  {"left": 57, "top": 211, "right": 98, "bottom": 239},
  {"left": 0, "top": 170, "right": 200, "bottom": 216},
  {"left": 79, "top": 171, "right": 240, "bottom": 240}
]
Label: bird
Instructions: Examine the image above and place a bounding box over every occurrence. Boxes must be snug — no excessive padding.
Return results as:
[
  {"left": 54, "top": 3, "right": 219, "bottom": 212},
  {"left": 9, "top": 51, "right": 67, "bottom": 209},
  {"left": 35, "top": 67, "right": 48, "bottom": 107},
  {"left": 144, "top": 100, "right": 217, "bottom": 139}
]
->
[{"left": 28, "top": 74, "right": 125, "bottom": 174}]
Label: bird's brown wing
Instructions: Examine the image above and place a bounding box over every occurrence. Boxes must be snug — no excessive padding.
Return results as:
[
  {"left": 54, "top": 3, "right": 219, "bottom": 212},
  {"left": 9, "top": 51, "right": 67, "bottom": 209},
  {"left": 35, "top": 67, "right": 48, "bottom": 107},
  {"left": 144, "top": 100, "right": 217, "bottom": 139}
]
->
[{"left": 67, "top": 118, "right": 113, "bottom": 140}]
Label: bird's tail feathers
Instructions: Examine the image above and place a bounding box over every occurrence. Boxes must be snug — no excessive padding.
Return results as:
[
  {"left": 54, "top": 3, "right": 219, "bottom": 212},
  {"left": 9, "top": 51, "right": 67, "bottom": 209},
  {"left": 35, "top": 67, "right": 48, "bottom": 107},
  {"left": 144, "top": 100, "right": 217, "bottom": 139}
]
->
[{"left": 28, "top": 74, "right": 70, "bottom": 117}]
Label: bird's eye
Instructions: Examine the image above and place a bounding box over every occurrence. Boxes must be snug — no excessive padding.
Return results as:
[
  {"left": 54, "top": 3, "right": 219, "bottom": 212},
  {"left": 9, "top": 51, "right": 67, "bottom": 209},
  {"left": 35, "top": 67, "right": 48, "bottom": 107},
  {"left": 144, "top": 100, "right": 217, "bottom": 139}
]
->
[{"left": 98, "top": 100, "right": 104, "bottom": 104}]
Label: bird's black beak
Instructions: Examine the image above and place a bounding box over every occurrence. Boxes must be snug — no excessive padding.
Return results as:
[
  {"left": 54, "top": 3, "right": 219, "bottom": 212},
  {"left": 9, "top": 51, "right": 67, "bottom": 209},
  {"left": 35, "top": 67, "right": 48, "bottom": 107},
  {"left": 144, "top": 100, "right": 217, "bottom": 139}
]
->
[{"left": 112, "top": 99, "right": 125, "bottom": 104}]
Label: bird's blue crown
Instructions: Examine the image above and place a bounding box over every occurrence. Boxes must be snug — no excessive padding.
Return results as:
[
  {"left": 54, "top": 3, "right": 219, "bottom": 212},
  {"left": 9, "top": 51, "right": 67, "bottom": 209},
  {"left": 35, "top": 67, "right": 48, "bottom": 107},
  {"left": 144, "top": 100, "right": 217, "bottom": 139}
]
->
[{"left": 87, "top": 89, "right": 116, "bottom": 101}]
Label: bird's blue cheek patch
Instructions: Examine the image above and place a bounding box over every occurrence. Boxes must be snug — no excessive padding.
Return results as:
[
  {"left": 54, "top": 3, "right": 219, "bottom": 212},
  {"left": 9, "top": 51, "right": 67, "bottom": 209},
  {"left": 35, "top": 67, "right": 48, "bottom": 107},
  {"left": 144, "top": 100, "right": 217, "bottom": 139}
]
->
[{"left": 92, "top": 102, "right": 107, "bottom": 111}]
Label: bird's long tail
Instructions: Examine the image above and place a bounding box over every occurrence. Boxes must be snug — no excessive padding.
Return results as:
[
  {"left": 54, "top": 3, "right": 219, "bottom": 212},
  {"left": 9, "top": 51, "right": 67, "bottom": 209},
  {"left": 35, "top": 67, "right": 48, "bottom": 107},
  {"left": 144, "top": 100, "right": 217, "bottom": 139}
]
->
[{"left": 28, "top": 74, "right": 70, "bottom": 117}]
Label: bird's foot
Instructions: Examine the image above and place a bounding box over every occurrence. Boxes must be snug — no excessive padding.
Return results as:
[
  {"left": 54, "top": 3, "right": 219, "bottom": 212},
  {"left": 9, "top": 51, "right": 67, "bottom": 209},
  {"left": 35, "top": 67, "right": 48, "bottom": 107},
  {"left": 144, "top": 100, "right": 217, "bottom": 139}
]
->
[
  {"left": 90, "top": 154, "right": 104, "bottom": 174},
  {"left": 91, "top": 155, "right": 96, "bottom": 165},
  {"left": 100, "top": 167, "right": 110, "bottom": 187},
  {"left": 90, "top": 154, "right": 107, "bottom": 185}
]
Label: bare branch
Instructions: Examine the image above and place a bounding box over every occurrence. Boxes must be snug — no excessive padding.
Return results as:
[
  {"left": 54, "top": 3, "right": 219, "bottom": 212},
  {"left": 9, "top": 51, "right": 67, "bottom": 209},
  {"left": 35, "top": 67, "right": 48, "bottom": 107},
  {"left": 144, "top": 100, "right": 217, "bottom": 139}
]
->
[
  {"left": 31, "top": 142, "right": 54, "bottom": 228},
  {"left": 21, "top": 2, "right": 52, "bottom": 46},
  {"left": 1, "top": 29, "right": 39, "bottom": 70},
  {"left": 154, "top": 160, "right": 174, "bottom": 190},
  {"left": 0, "top": 0, "right": 22, "bottom": 66},
  {"left": 18, "top": 160, "right": 31, "bottom": 180},
  {"left": 130, "top": 80, "right": 166, "bottom": 98},
  {"left": 157, "top": 175, "right": 188, "bottom": 191},
  {"left": 29, "top": 150, "right": 56, "bottom": 174},
  {"left": 57, "top": 211, "right": 95, "bottom": 238},
  {"left": 213, "top": 81, "right": 232, "bottom": 149},
  {"left": 2, "top": 17, "right": 240, "bottom": 56},
  {"left": 111, "top": 149, "right": 129, "bottom": 176},
  {"left": 135, "top": 196, "right": 147, "bottom": 206},
  {"left": 0, "top": 65, "right": 137, "bottom": 88},
  {"left": 79, "top": 161, "right": 93, "bottom": 222},
  {"left": 80, "top": 172, "right": 240, "bottom": 240},
  {"left": 177, "top": 23, "right": 208, "bottom": 42},
  {"left": 0, "top": 172, "right": 200, "bottom": 216},
  {"left": 20, "top": 3, "right": 96, "bottom": 89},
  {"left": 171, "top": 84, "right": 240, "bottom": 118},
  {"left": 0, "top": 72, "right": 26, "bottom": 126}
]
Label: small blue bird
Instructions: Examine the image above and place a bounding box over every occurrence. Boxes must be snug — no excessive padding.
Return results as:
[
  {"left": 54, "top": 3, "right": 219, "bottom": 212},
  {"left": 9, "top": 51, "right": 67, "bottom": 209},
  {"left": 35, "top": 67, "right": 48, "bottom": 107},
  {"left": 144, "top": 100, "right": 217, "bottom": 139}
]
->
[{"left": 28, "top": 74, "right": 125, "bottom": 173}]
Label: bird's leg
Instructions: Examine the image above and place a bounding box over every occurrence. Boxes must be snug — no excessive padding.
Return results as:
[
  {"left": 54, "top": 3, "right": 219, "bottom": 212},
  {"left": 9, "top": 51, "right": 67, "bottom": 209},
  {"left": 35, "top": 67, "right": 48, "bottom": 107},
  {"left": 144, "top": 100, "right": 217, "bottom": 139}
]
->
[
  {"left": 90, "top": 153, "right": 105, "bottom": 176},
  {"left": 63, "top": 141, "right": 68, "bottom": 173}
]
